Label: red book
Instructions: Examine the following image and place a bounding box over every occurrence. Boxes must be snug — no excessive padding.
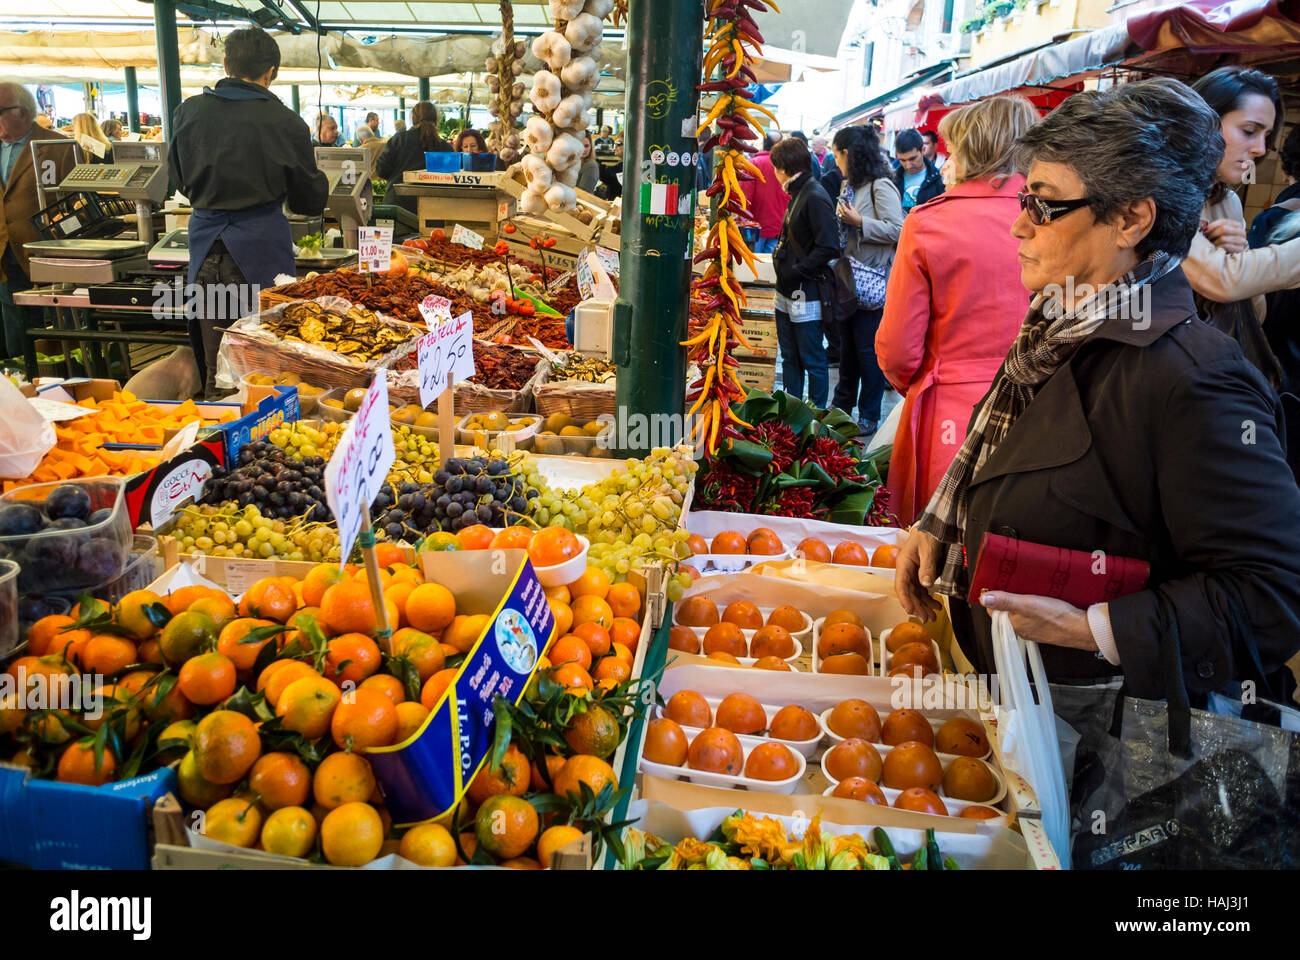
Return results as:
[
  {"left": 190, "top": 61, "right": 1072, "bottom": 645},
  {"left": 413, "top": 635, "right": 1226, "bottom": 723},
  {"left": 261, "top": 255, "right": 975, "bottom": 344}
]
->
[{"left": 966, "top": 533, "right": 1150, "bottom": 609}]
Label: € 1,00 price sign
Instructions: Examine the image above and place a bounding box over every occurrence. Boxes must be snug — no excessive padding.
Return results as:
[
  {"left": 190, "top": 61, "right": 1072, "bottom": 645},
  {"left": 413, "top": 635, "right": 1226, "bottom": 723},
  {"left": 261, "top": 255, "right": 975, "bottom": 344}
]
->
[
  {"left": 417, "top": 309, "right": 476, "bottom": 408},
  {"left": 324, "top": 374, "right": 396, "bottom": 564},
  {"left": 357, "top": 226, "right": 393, "bottom": 274}
]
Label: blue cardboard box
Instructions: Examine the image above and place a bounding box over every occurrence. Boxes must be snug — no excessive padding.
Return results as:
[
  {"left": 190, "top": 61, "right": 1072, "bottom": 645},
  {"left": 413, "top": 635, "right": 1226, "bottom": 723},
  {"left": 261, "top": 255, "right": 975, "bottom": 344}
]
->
[
  {"left": 220, "top": 385, "right": 300, "bottom": 462},
  {"left": 0, "top": 763, "right": 176, "bottom": 870}
]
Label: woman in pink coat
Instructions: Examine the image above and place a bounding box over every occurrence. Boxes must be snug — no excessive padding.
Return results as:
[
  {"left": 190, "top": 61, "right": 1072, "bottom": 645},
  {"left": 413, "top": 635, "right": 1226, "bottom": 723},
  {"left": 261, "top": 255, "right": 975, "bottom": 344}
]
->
[{"left": 876, "top": 96, "right": 1039, "bottom": 524}]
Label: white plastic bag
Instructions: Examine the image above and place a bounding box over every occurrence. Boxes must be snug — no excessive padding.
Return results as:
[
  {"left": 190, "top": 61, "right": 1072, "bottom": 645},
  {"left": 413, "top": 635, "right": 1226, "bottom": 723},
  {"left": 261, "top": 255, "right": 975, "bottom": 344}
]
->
[
  {"left": 0, "top": 378, "right": 57, "bottom": 478},
  {"left": 990, "top": 609, "right": 1072, "bottom": 867}
]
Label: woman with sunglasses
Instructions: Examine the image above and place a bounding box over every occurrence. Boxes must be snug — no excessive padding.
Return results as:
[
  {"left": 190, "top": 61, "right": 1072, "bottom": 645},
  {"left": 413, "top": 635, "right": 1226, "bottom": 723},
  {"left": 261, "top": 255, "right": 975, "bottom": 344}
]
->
[
  {"left": 893, "top": 78, "right": 1300, "bottom": 705},
  {"left": 875, "top": 95, "right": 1037, "bottom": 523},
  {"left": 1182, "top": 67, "right": 1300, "bottom": 388}
]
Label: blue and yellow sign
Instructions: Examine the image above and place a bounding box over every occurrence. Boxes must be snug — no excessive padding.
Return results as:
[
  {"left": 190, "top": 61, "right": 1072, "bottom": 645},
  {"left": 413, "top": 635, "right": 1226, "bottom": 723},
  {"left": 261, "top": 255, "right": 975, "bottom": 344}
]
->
[{"left": 367, "top": 549, "right": 554, "bottom": 826}]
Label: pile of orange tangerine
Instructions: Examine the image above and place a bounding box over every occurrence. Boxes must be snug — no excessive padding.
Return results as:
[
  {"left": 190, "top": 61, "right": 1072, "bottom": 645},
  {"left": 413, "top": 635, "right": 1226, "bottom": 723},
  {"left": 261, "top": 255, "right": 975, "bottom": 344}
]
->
[{"left": 0, "top": 539, "right": 643, "bottom": 870}]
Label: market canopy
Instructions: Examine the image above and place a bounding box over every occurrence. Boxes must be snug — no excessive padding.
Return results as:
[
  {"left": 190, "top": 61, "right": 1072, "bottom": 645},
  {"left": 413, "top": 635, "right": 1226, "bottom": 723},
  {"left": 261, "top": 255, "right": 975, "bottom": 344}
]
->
[
  {"left": 826, "top": 60, "right": 956, "bottom": 131},
  {"left": 916, "top": 22, "right": 1135, "bottom": 112}
]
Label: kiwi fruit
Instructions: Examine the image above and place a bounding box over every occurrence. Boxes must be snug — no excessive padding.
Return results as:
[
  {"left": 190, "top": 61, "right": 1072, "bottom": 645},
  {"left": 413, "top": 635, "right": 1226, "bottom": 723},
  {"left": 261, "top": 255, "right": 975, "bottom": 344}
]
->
[
  {"left": 560, "top": 425, "right": 585, "bottom": 437},
  {"left": 343, "top": 388, "right": 368, "bottom": 412},
  {"left": 414, "top": 412, "right": 438, "bottom": 428},
  {"left": 582, "top": 420, "right": 606, "bottom": 436},
  {"left": 322, "top": 398, "right": 344, "bottom": 409},
  {"left": 544, "top": 413, "right": 573, "bottom": 433}
]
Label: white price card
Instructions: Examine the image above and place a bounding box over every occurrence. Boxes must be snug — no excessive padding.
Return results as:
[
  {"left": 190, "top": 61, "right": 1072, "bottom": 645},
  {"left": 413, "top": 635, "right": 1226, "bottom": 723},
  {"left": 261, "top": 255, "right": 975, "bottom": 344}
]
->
[
  {"left": 576, "top": 247, "right": 595, "bottom": 300},
  {"left": 417, "top": 310, "right": 475, "bottom": 408},
  {"left": 357, "top": 226, "right": 393, "bottom": 273},
  {"left": 451, "top": 223, "right": 485, "bottom": 250},
  {"left": 418, "top": 294, "right": 453, "bottom": 326},
  {"left": 324, "top": 374, "right": 396, "bottom": 565},
  {"left": 595, "top": 245, "right": 620, "bottom": 277}
]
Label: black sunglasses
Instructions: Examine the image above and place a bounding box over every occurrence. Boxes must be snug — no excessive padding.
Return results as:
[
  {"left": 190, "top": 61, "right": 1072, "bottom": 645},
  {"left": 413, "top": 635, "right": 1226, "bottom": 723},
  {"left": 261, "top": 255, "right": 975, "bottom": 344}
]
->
[{"left": 1018, "top": 190, "right": 1092, "bottom": 226}]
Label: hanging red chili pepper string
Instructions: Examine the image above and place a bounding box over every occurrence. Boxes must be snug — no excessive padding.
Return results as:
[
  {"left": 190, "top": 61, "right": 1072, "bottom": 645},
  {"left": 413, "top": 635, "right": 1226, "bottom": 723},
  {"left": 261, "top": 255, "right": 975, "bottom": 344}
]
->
[{"left": 683, "top": 0, "right": 781, "bottom": 456}]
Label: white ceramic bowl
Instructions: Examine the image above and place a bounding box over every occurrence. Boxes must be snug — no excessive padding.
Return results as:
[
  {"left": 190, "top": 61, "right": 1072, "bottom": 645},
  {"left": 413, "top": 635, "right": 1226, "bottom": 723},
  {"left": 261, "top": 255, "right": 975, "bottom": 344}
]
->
[{"left": 532, "top": 535, "right": 591, "bottom": 587}]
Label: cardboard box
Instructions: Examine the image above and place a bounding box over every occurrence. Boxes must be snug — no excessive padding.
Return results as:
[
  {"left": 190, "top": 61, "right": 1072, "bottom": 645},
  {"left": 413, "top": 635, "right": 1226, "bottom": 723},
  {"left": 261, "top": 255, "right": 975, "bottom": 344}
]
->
[
  {"left": 623, "top": 793, "right": 1051, "bottom": 869},
  {"left": 417, "top": 194, "right": 512, "bottom": 229},
  {"left": 734, "top": 318, "right": 778, "bottom": 359},
  {"left": 365, "top": 549, "right": 553, "bottom": 826},
  {"left": 0, "top": 763, "right": 175, "bottom": 869},
  {"left": 502, "top": 237, "right": 580, "bottom": 272},
  {"left": 150, "top": 793, "right": 593, "bottom": 869},
  {"left": 402, "top": 170, "right": 505, "bottom": 189},
  {"left": 735, "top": 359, "right": 776, "bottom": 392}
]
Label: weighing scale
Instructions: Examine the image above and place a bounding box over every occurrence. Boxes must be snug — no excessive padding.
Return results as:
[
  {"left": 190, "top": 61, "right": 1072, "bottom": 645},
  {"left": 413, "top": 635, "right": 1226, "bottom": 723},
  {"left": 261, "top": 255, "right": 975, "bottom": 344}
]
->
[
  {"left": 25, "top": 140, "right": 171, "bottom": 284},
  {"left": 314, "top": 146, "right": 373, "bottom": 251}
]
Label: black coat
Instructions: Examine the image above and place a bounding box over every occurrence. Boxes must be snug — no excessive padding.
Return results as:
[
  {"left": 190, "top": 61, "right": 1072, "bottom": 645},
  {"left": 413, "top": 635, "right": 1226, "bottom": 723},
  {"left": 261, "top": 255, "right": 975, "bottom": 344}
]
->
[
  {"left": 954, "top": 266, "right": 1300, "bottom": 702},
  {"left": 168, "top": 78, "right": 326, "bottom": 214},
  {"left": 892, "top": 156, "right": 945, "bottom": 212},
  {"left": 772, "top": 171, "right": 840, "bottom": 301},
  {"left": 375, "top": 128, "right": 451, "bottom": 214}
]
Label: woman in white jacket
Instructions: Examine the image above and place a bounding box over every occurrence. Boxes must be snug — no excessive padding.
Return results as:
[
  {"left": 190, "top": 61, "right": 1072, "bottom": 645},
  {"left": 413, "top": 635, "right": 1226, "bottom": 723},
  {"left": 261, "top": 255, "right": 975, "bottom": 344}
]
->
[{"left": 1185, "top": 67, "right": 1294, "bottom": 387}]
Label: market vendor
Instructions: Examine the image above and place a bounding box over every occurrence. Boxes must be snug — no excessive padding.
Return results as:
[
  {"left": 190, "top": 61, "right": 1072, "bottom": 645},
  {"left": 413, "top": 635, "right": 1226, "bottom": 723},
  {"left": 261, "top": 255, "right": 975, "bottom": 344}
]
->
[
  {"left": 167, "top": 26, "right": 328, "bottom": 396},
  {"left": 895, "top": 78, "right": 1300, "bottom": 704}
]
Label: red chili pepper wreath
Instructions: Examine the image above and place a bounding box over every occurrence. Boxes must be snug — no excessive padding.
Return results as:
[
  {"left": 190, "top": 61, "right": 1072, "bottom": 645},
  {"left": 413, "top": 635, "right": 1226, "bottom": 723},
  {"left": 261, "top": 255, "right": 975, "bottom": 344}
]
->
[{"left": 683, "top": 0, "right": 781, "bottom": 456}]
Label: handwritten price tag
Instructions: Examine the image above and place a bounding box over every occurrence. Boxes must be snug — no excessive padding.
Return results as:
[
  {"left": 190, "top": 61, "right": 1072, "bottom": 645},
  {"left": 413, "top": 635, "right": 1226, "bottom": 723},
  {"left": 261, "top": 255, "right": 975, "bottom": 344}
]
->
[
  {"left": 595, "top": 245, "right": 620, "bottom": 277},
  {"left": 418, "top": 294, "right": 453, "bottom": 326},
  {"left": 451, "top": 223, "right": 484, "bottom": 250},
  {"left": 323, "top": 374, "right": 396, "bottom": 565},
  {"left": 357, "top": 226, "right": 393, "bottom": 273},
  {"left": 576, "top": 248, "right": 595, "bottom": 300},
  {"left": 417, "top": 310, "right": 476, "bottom": 408}
]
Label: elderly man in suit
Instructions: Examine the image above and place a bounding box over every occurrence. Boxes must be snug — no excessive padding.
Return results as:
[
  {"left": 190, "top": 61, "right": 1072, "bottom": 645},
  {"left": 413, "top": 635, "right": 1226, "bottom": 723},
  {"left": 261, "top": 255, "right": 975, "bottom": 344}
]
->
[{"left": 0, "top": 81, "right": 74, "bottom": 371}]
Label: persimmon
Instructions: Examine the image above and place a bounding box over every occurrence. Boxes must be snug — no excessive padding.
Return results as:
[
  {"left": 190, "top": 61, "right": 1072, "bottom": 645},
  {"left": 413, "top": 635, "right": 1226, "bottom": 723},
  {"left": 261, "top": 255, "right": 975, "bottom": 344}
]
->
[
  {"left": 832, "top": 542, "right": 869, "bottom": 566},
  {"left": 882, "top": 741, "right": 944, "bottom": 792}
]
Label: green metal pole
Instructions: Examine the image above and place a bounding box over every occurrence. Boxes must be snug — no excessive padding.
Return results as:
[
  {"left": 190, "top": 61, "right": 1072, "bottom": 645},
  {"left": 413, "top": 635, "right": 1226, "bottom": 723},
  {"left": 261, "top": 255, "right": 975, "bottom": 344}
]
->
[
  {"left": 124, "top": 66, "right": 140, "bottom": 133},
  {"left": 153, "top": 0, "right": 183, "bottom": 140},
  {"left": 612, "top": 0, "right": 705, "bottom": 456},
  {"left": 418, "top": 77, "right": 431, "bottom": 101},
  {"left": 291, "top": 84, "right": 301, "bottom": 115}
]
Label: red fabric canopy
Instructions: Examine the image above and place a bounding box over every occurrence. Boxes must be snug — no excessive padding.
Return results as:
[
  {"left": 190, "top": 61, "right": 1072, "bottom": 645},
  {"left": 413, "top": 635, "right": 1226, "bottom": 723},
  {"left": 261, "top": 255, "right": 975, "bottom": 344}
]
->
[{"left": 1127, "top": 0, "right": 1300, "bottom": 54}]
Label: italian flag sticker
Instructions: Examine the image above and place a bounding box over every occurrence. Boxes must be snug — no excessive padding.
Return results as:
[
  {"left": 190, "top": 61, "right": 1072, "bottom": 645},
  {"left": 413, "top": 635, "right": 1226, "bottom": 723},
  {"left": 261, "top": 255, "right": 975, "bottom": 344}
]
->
[{"left": 640, "top": 181, "right": 680, "bottom": 216}]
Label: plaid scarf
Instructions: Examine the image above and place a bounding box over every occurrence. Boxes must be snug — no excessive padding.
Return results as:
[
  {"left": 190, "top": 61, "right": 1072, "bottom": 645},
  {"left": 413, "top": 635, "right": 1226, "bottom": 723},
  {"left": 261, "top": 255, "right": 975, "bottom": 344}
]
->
[{"left": 915, "top": 251, "right": 1181, "bottom": 596}]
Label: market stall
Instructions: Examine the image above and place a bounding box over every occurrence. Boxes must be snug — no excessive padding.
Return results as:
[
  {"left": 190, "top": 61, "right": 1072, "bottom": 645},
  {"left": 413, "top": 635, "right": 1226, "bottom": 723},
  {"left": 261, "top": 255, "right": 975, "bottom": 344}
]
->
[{"left": 0, "top": 0, "right": 1073, "bottom": 879}]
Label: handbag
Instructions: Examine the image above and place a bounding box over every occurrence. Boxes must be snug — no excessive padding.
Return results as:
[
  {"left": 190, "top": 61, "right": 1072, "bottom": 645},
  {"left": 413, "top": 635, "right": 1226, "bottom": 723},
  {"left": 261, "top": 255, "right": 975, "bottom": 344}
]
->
[
  {"left": 1055, "top": 587, "right": 1300, "bottom": 869},
  {"left": 966, "top": 532, "right": 1151, "bottom": 610},
  {"left": 833, "top": 179, "right": 889, "bottom": 311}
]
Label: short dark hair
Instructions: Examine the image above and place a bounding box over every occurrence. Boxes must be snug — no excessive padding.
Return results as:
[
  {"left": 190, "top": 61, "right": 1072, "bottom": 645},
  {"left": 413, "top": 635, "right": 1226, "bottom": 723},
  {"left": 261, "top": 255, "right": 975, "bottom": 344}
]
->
[
  {"left": 224, "top": 27, "right": 280, "bottom": 81},
  {"left": 922, "top": 130, "right": 939, "bottom": 145},
  {"left": 1015, "top": 77, "right": 1222, "bottom": 260},
  {"left": 770, "top": 137, "right": 812, "bottom": 176},
  {"left": 895, "top": 129, "right": 924, "bottom": 154},
  {"left": 762, "top": 133, "right": 780, "bottom": 152},
  {"left": 366, "top": 112, "right": 379, "bottom": 122},
  {"left": 1281, "top": 124, "right": 1300, "bottom": 180},
  {"left": 789, "top": 130, "right": 809, "bottom": 145},
  {"left": 1192, "top": 66, "right": 1284, "bottom": 151}
]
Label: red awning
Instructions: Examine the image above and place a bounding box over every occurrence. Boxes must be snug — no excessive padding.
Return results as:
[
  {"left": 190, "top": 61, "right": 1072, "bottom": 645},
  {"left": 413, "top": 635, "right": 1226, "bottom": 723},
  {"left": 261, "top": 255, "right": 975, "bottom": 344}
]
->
[{"left": 1127, "top": 0, "right": 1300, "bottom": 55}]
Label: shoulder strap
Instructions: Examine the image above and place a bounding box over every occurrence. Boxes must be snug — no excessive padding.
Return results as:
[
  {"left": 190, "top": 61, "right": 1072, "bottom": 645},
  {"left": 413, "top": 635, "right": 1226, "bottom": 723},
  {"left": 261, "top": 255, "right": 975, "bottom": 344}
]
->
[{"left": 1276, "top": 197, "right": 1300, "bottom": 214}]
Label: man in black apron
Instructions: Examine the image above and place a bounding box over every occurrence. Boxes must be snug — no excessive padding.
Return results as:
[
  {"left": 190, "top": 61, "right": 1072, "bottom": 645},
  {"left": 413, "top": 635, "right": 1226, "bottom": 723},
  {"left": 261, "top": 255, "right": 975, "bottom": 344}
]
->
[{"left": 167, "top": 27, "right": 327, "bottom": 396}]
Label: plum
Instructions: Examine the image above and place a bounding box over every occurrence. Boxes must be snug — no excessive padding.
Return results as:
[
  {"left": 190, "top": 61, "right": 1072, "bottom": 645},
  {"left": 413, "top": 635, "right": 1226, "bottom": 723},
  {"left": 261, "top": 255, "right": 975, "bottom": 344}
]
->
[
  {"left": 0, "top": 503, "right": 43, "bottom": 537},
  {"left": 45, "top": 484, "right": 93, "bottom": 522},
  {"left": 23, "top": 536, "right": 78, "bottom": 578},
  {"left": 76, "top": 537, "right": 125, "bottom": 584},
  {"left": 48, "top": 518, "right": 87, "bottom": 530},
  {"left": 87, "top": 508, "right": 113, "bottom": 526}
]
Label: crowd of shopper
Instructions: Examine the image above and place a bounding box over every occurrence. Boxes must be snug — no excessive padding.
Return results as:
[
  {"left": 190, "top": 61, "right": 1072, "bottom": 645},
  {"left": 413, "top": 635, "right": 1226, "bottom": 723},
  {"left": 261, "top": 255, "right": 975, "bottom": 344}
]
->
[{"left": 745, "top": 67, "right": 1300, "bottom": 703}]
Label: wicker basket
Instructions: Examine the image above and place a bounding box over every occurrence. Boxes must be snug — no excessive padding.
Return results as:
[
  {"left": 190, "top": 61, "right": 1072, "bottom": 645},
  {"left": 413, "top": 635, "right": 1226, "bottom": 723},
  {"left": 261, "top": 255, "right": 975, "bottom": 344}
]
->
[
  {"left": 223, "top": 296, "right": 421, "bottom": 393},
  {"left": 386, "top": 348, "right": 546, "bottom": 414},
  {"left": 533, "top": 379, "right": 617, "bottom": 421}
]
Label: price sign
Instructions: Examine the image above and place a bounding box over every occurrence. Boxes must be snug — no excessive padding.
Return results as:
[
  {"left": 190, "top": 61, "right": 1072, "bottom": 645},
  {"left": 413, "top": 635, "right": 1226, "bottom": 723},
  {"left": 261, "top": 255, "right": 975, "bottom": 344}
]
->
[
  {"left": 324, "top": 374, "right": 396, "bottom": 565},
  {"left": 418, "top": 294, "right": 453, "bottom": 326},
  {"left": 595, "top": 245, "right": 620, "bottom": 277},
  {"left": 451, "top": 223, "right": 485, "bottom": 250},
  {"left": 417, "top": 310, "right": 476, "bottom": 408},
  {"left": 576, "top": 248, "right": 596, "bottom": 301},
  {"left": 357, "top": 226, "right": 393, "bottom": 273}
]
